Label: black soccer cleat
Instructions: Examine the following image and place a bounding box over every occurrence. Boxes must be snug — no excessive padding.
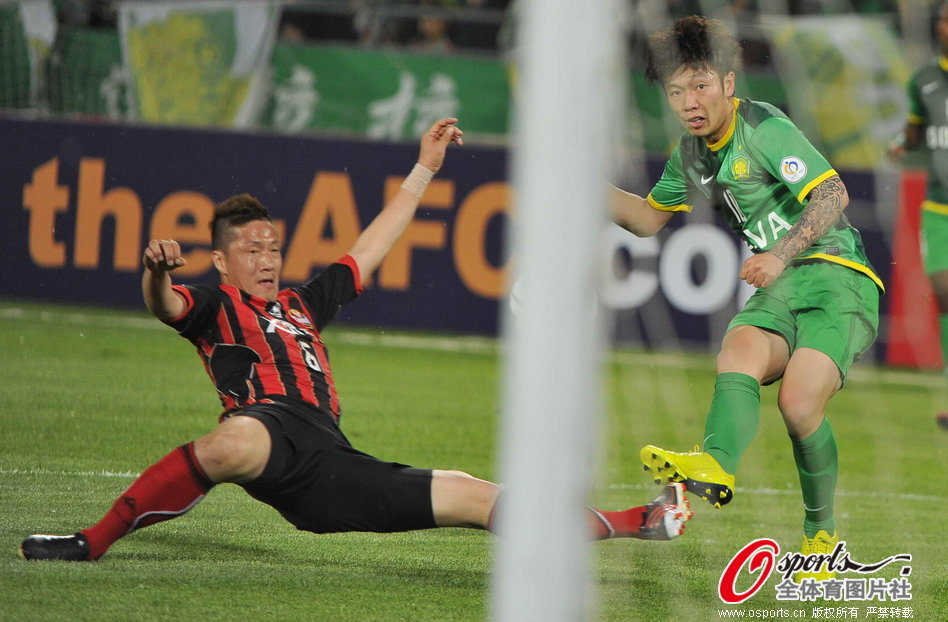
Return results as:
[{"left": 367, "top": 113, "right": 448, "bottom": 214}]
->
[{"left": 19, "top": 533, "right": 92, "bottom": 561}]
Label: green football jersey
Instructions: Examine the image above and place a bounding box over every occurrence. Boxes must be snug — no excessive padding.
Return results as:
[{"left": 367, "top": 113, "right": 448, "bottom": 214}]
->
[
  {"left": 648, "top": 98, "right": 883, "bottom": 291},
  {"left": 906, "top": 56, "right": 948, "bottom": 207}
]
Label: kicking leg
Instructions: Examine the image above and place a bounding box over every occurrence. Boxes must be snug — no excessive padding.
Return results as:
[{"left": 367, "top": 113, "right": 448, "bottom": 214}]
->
[{"left": 642, "top": 325, "right": 788, "bottom": 507}]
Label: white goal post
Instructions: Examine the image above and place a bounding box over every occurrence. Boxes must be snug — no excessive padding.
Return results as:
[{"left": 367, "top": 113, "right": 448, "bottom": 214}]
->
[{"left": 491, "top": 0, "right": 623, "bottom": 620}]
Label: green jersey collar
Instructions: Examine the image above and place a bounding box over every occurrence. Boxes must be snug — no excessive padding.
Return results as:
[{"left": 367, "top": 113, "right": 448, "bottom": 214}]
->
[{"left": 707, "top": 98, "right": 741, "bottom": 152}]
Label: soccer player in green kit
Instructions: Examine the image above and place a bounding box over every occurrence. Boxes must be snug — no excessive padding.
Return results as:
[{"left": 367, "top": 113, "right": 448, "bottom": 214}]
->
[
  {"left": 610, "top": 16, "right": 883, "bottom": 580},
  {"left": 889, "top": 1, "right": 948, "bottom": 424}
]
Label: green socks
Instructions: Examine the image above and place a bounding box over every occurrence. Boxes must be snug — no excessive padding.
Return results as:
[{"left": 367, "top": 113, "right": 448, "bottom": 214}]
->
[
  {"left": 702, "top": 372, "right": 761, "bottom": 474},
  {"left": 791, "top": 417, "right": 838, "bottom": 538}
]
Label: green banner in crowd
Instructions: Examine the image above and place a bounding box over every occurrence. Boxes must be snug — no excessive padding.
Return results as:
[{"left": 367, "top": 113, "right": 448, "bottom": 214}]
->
[
  {"left": 34, "top": 28, "right": 788, "bottom": 153},
  {"left": 264, "top": 43, "right": 511, "bottom": 139},
  {"left": 118, "top": 0, "right": 278, "bottom": 127},
  {"left": 47, "top": 25, "right": 127, "bottom": 119},
  {"left": 0, "top": 0, "right": 55, "bottom": 110}
]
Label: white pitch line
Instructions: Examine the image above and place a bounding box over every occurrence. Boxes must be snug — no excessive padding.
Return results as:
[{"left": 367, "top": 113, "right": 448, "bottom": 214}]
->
[
  {"left": 0, "top": 467, "right": 139, "bottom": 479},
  {"left": 606, "top": 481, "right": 945, "bottom": 503},
  {"left": 2, "top": 305, "right": 944, "bottom": 388},
  {"left": 0, "top": 306, "right": 162, "bottom": 331},
  {"left": 0, "top": 305, "right": 499, "bottom": 354},
  {"left": 334, "top": 330, "right": 498, "bottom": 355},
  {"left": 1, "top": 466, "right": 941, "bottom": 504}
]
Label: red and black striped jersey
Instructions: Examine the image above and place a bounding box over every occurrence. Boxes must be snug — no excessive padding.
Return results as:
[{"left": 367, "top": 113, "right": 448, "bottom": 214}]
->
[{"left": 165, "top": 255, "right": 363, "bottom": 420}]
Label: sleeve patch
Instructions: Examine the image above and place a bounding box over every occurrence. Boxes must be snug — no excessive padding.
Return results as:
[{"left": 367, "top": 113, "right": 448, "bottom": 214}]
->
[{"left": 779, "top": 156, "right": 807, "bottom": 184}]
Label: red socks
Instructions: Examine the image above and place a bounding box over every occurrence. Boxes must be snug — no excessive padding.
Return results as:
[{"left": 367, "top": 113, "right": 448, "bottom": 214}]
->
[
  {"left": 486, "top": 495, "right": 646, "bottom": 541},
  {"left": 587, "top": 507, "right": 647, "bottom": 540},
  {"left": 81, "top": 443, "right": 214, "bottom": 559}
]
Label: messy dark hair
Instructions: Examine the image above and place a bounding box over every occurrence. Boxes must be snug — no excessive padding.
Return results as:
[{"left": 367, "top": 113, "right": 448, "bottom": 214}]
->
[
  {"left": 211, "top": 194, "right": 272, "bottom": 250},
  {"left": 645, "top": 16, "right": 743, "bottom": 86}
]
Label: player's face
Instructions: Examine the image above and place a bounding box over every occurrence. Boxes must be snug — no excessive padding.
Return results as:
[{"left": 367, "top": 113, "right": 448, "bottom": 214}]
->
[
  {"left": 213, "top": 220, "right": 283, "bottom": 301},
  {"left": 664, "top": 66, "right": 736, "bottom": 144}
]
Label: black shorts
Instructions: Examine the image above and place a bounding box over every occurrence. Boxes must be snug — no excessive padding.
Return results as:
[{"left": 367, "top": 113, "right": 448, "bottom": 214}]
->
[{"left": 234, "top": 397, "right": 435, "bottom": 534}]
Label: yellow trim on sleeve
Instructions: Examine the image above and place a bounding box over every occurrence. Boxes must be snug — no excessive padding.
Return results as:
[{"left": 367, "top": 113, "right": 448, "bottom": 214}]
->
[
  {"left": 796, "top": 254, "right": 885, "bottom": 292},
  {"left": 907, "top": 112, "right": 925, "bottom": 125},
  {"left": 646, "top": 193, "right": 692, "bottom": 213},
  {"left": 939, "top": 56, "right": 948, "bottom": 71},
  {"left": 796, "top": 168, "right": 838, "bottom": 204},
  {"left": 921, "top": 200, "right": 948, "bottom": 215}
]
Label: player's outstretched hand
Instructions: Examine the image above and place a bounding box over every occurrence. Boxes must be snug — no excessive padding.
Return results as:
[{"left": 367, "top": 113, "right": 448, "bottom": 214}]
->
[
  {"left": 143, "top": 239, "right": 187, "bottom": 273},
  {"left": 417, "top": 118, "right": 463, "bottom": 175}
]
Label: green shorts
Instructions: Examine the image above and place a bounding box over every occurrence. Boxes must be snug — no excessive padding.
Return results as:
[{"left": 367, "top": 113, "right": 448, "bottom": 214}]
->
[
  {"left": 727, "top": 261, "right": 880, "bottom": 379},
  {"left": 921, "top": 203, "right": 948, "bottom": 275}
]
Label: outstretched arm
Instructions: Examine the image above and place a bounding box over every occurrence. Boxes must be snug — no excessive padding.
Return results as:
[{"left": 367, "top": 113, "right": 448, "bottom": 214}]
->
[
  {"left": 739, "top": 174, "right": 849, "bottom": 288},
  {"left": 142, "top": 239, "right": 187, "bottom": 322},
  {"left": 347, "top": 118, "right": 463, "bottom": 285},
  {"left": 610, "top": 186, "right": 674, "bottom": 237}
]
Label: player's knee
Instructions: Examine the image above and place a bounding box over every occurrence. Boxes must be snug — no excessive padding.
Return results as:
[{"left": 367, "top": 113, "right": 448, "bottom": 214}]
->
[
  {"left": 715, "top": 348, "right": 738, "bottom": 373},
  {"left": 194, "top": 418, "right": 270, "bottom": 483},
  {"left": 430, "top": 470, "right": 498, "bottom": 528},
  {"left": 715, "top": 348, "right": 762, "bottom": 377},
  {"left": 777, "top": 392, "right": 822, "bottom": 437}
]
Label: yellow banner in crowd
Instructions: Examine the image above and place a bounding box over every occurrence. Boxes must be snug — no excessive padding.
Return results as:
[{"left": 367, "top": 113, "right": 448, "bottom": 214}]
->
[
  {"left": 118, "top": 0, "right": 278, "bottom": 128},
  {"left": 769, "top": 15, "right": 910, "bottom": 169}
]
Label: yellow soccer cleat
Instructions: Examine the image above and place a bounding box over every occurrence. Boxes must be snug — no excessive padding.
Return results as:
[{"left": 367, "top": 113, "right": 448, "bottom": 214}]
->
[
  {"left": 639, "top": 444, "right": 735, "bottom": 508},
  {"left": 794, "top": 530, "right": 839, "bottom": 582}
]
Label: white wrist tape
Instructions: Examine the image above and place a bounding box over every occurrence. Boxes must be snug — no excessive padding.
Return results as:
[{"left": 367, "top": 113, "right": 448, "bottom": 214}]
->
[{"left": 401, "top": 163, "right": 434, "bottom": 198}]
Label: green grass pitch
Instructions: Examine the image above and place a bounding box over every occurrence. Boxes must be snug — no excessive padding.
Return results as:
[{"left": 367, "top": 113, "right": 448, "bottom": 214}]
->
[{"left": 1, "top": 300, "right": 945, "bottom": 621}]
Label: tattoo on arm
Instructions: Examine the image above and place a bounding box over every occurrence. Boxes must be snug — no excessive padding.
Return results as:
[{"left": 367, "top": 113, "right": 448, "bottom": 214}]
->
[{"left": 771, "top": 175, "right": 847, "bottom": 265}]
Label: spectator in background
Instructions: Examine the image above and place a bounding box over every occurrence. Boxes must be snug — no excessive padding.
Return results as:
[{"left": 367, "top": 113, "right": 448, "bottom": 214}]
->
[
  {"left": 353, "top": 0, "right": 417, "bottom": 48},
  {"left": 888, "top": 0, "right": 948, "bottom": 427},
  {"left": 409, "top": 1, "right": 456, "bottom": 53},
  {"left": 57, "top": 0, "right": 116, "bottom": 27},
  {"left": 451, "top": 0, "right": 509, "bottom": 51},
  {"left": 278, "top": 5, "right": 360, "bottom": 44}
]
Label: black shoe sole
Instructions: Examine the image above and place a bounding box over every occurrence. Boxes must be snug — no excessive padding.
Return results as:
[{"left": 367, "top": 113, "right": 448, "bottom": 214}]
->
[{"left": 643, "top": 463, "right": 733, "bottom": 508}]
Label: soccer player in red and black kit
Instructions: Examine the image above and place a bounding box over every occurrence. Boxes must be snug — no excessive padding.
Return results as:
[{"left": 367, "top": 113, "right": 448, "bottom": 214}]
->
[{"left": 20, "top": 118, "right": 691, "bottom": 562}]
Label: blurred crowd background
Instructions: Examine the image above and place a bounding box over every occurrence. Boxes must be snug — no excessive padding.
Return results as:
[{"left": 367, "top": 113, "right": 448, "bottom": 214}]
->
[{"left": 1, "top": 0, "right": 942, "bottom": 161}]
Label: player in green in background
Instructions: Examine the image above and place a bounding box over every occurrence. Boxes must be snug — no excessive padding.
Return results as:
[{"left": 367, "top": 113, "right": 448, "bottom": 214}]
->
[
  {"left": 610, "top": 16, "right": 883, "bottom": 581},
  {"left": 888, "top": 1, "right": 948, "bottom": 427}
]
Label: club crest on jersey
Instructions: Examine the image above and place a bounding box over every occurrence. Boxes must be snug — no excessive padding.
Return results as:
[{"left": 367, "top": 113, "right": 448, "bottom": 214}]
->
[
  {"left": 780, "top": 156, "right": 807, "bottom": 183},
  {"left": 267, "top": 302, "right": 283, "bottom": 319},
  {"left": 731, "top": 156, "right": 750, "bottom": 180},
  {"left": 288, "top": 308, "right": 312, "bottom": 326}
]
